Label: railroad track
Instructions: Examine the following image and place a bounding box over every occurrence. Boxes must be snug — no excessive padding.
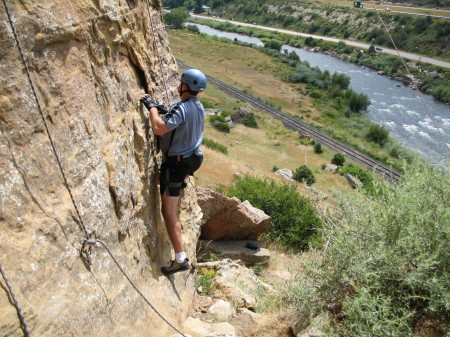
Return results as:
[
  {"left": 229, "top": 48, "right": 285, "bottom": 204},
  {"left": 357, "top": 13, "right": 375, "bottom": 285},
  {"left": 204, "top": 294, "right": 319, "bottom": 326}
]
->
[{"left": 177, "top": 60, "right": 401, "bottom": 183}]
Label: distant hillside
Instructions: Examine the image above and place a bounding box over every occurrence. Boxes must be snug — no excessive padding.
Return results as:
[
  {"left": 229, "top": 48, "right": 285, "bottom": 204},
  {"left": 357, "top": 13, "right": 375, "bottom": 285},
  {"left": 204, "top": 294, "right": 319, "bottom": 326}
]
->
[
  {"left": 202, "top": 0, "right": 450, "bottom": 60},
  {"left": 386, "top": 0, "right": 450, "bottom": 9}
]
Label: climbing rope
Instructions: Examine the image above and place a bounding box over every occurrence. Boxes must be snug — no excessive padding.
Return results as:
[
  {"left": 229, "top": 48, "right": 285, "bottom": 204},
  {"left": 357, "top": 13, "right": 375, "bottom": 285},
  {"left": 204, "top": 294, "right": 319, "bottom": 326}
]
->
[
  {"left": 0, "top": 263, "right": 30, "bottom": 337},
  {"left": 82, "top": 239, "right": 188, "bottom": 337},
  {"left": 368, "top": 0, "right": 450, "bottom": 154},
  {"left": 2, "top": 1, "right": 188, "bottom": 336},
  {"left": 144, "top": 0, "right": 172, "bottom": 106}
]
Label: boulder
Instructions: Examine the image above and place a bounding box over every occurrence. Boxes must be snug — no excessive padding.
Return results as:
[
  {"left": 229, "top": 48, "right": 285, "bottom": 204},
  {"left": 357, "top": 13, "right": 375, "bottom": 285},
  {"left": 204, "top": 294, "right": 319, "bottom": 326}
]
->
[
  {"left": 212, "top": 259, "right": 276, "bottom": 309},
  {"left": 231, "top": 106, "right": 254, "bottom": 124},
  {"left": 324, "top": 164, "right": 339, "bottom": 173},
  {"left": 196, "top": 187, "right": 272, "bottom": 240},
  {"left": 199, "top": 240, "right": 270, "bottom": 266},
  {"left": 343, "top": 173, "right": 364, "bottom": 189},
  {"left": 182, "top": 317, "right": 236, "bottom": 337},
  {"left": 275, "top": 168, "right": 295, "bottom": 182},
  {"left": 204, "top": 108, "right": 222, "bottom": 118},
  {"left": 224, "top": 115, "right": 234, "bottom": 128},
  {"left": 208, "top": 299, "right": 236, "bottom": 322}
]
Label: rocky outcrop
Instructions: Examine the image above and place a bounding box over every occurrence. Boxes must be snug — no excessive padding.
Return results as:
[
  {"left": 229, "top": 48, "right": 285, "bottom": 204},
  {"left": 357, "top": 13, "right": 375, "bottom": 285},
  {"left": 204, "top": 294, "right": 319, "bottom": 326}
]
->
[
  {"left": 0, "top": 1, "right": 200, "bottom": 336},
  {"left": 275, "top": 168, "right": 295, "bottom": 182},
  {"left": 231, "top": 106, "right": 254, "bottom": 124},
  {"left": 199, "top": 240, "right": 270, "bottom": 266},
  {"left": 196, "top": 187, "right": 272, "bottom": 240},
  {"left": 343, "top": 173, "right": 364, "bottom": 189}
]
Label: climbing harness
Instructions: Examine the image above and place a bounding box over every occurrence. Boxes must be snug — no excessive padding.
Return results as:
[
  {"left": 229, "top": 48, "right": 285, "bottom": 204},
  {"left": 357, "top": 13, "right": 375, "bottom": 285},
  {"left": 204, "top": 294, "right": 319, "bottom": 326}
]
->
[
  {"left": 368, "top": 0, "right": 450, "bottom": 154},
  {"left": 0, "top": 263, "right": 30, "bottom": 337},
  {"left": 2, "top": 1, "right": 189, "bottom": 336}
]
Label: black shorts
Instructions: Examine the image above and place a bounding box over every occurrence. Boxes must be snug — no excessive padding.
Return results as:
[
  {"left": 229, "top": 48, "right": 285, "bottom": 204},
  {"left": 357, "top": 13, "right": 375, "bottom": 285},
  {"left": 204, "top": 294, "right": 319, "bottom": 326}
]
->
[{"left": 160, "top": 154, "right": 203, "bottom": 197}]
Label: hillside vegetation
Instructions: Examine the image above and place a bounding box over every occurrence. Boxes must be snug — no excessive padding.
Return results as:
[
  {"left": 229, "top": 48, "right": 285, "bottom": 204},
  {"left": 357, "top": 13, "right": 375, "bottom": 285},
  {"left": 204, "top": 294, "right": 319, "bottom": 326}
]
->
[{"left": 165, "top": 0, "right": 450, "bottom": 60}]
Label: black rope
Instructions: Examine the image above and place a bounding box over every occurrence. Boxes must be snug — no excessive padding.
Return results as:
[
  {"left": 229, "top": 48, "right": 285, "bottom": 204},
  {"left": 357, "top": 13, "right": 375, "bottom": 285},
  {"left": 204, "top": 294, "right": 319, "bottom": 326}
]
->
[
  {"left": 82, "top": 239, "right": 188, "bottom": 337},
  {"left": 2, "top": 0, "right": 90, "bottom": 239},
  {"left": 0, "top": 263, "right": 30, "bottom": 336}
]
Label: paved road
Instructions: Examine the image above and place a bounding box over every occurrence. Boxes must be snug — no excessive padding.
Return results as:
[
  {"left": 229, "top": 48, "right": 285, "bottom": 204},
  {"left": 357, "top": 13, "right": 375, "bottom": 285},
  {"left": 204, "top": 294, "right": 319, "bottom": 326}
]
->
[{"left": 191, "top": 15, "right": 450, "bottom": 69}]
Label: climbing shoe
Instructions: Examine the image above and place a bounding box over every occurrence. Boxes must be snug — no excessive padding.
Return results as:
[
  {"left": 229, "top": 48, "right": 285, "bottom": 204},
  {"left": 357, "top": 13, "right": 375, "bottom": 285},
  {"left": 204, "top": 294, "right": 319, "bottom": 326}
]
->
[{"left": 161, "top": 258, "right": 190, "bottom": 275}]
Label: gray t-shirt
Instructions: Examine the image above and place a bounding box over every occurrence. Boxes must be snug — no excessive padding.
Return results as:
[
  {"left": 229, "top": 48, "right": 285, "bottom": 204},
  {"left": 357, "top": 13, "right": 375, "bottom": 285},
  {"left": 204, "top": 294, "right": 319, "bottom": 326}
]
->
[{"left": 161, "top": 97, "right": 204, "bottom": 158}]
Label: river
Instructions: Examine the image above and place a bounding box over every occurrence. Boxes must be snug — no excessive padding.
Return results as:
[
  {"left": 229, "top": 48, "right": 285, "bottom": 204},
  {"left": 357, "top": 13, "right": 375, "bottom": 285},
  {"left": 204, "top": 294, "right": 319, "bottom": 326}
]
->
[{"left": 188, "top": 23, "right": 450, "bottom": 166}]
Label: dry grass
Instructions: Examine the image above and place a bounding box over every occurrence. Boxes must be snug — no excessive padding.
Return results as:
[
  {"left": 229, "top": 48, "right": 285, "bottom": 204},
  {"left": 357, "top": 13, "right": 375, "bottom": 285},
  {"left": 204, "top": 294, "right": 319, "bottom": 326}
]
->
[{"left": 170, "top": 30, "right": 360, "bottom": 197}]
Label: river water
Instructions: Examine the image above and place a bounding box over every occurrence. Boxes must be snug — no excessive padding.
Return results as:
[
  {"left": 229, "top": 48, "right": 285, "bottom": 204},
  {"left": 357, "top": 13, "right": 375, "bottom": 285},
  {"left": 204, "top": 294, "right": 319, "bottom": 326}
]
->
[{"left": 189, "top": 23, "right": 450, "bottom": 165}]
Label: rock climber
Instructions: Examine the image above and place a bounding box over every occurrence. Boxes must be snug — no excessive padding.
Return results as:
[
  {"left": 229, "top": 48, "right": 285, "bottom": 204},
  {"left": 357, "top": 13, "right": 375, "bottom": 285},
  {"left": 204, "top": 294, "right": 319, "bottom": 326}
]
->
[{"left": 140, "top": 69, "right": 206, "bottom": 275}]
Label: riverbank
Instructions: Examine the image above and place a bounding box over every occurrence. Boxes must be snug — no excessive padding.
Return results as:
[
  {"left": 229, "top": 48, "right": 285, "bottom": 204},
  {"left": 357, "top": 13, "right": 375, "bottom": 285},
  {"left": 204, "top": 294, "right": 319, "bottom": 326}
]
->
[
  {"left": 169, "top": 29, "right": 420, "bottom": 173},
  {"left": 188, "top": 17, "right": 450, "bottom": 104}
]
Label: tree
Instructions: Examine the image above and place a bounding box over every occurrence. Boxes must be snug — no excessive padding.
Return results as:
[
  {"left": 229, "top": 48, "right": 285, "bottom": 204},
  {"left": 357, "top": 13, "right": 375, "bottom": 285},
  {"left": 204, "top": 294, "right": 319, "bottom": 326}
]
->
[
  {"left": 184, "top": 0, "right": 196, "bottom": 10},
  {"left": 331, "top": 153, "right": 345, "bottom": 166},
  {"left": 314, "top": 143, "right": 323, "bottom": 154},
  {"left": 366, "top": 124, "right": 389, "bottom": 146},
  {"left": 293, "top": 165, "right": 316, "bottom": 186},
  {"left": 164, "top": 7, "right": 189, "bottom": 29},
  {"left": 331, "top": 73, "right": 350, "bottom": 91},
  {"left": 194, "top": 0, "right": 203, "bottom": 14}
]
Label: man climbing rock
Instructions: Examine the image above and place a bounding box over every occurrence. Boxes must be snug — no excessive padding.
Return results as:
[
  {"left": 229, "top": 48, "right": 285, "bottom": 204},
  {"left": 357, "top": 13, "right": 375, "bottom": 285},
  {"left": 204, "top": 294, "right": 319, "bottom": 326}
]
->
[{"left": 140, "top": 69, "right": 206, "bottom": 275}]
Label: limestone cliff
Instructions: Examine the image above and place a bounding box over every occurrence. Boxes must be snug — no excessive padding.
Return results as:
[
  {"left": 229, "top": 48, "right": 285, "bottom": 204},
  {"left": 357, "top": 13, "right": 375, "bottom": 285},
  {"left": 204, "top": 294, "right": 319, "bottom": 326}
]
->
[{"left": 0, "top": 1, "right": 202, "bottom": 336}]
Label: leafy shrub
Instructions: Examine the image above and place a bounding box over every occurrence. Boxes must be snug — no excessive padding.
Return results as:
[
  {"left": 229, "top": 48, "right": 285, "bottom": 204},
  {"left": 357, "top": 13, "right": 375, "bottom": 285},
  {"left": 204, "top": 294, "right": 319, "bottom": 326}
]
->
[
  {"left": 345, "top": 89, "right": 371, "bottom": 113},
  {"left": 202, "top": 138, "right": 228, "bottom": 154},
  {"left": 200, "top": 98, "right": 215, "bottom": 109},
  {"left": 196, "top": 268, "right": 216, "bottom": 296},
  {"left": 331, "top": 153, "right": 345, "bottom": 166},
  {"left": 366, "top": 124, "right": 389, "bottom": 146},
  {"left": 293, "top": 165, "right": 316, "bottom": 186},
  {"left": 291, "top": 162, "right": 450, "bottom": 336},
  {"left": 314, "top": 143, "right": 323, "bottom": 154},
  {"left": 310, "top": 91, "right": 321, "bottom": 99},
  {"left": 185, "top": 24, "right": 200, "bottom": 33},
  {"left": 331, "top": 73, "right": 350, "bottom": 90},
  {"left": 261, "top": 38, "right": 283, "bottom": 51},
  {"left": 208, "top": 115, "right": 230, "bottom": 133},
  {"left": 243, "top": 114, "right": 258, "bottom": 128},
  {"left": 226, "top": 174, "right": 322, "bottom": 249}
]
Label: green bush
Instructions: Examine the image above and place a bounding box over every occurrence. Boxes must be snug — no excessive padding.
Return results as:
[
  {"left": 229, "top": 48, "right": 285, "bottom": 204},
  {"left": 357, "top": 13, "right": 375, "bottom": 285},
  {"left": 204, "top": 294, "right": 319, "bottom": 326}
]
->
[
  {"left": 345, "top": 89, "right": 371, "bottom": 113},
  {"left": 208, "top": 115, "right": 230, "bottom": 133},
  {"left": 366, "top": 124, "right": 389, "bottom": 146},
  {"left": 186, "top": 24, "right": 200, "bottom": 33},
  {"left": 291, "top": 161, "right": 450, "bottom": 336},
  {"left": 293, "top": 165, "right": 316, "bottom": 186},
  {"left": 314, "top": 143, "right": 323, "bottom": 154},
  {"left": 202, "top": 138, "right": 228, "bottom": 154},
  {"left": 226, "top": 174, "right": 322, "bottom": 249},
  {"left": 331, "top": 153, "right": 345, "bottom": 166},
  {"left": 243, "top": 114, "right": 258, "bottom": 128},
  {"left": 200, "top": 98, "right": 215, "bottom": 109}
]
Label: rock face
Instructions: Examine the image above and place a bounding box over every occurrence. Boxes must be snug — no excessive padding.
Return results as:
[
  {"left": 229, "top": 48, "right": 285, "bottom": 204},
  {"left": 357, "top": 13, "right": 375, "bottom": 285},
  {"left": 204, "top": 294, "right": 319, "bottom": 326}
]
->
[
  {"left": 199, "top": 240, "right": 270, "bottom": 266},
  {"left": 0, "top": 1, "right": 201, "bottom": 336},
  {"left": 275, "top": 168, "right": 295, "bottom": 182},
  {"left": 196, "top": 187, "right": 272, "bottom": 240},
  {"left": 231, "top": 106, "right": 254, "bottom": 125}
]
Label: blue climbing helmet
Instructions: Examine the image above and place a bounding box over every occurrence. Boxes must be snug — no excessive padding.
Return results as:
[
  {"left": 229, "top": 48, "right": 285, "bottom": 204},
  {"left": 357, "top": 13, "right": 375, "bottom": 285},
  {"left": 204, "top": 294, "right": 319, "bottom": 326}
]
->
[{"left": 181, "top": 69, "right": 207, "bottom": 92}]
